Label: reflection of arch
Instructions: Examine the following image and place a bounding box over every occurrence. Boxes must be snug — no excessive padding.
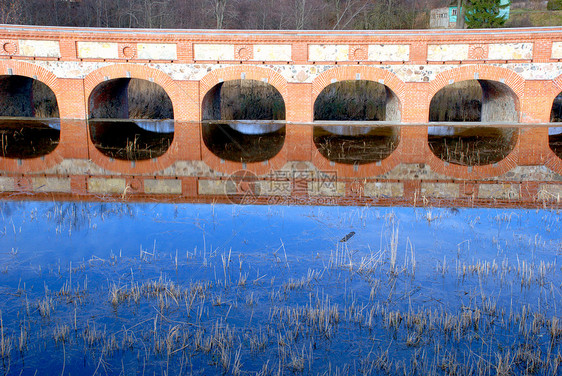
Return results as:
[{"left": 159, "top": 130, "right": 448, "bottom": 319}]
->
[
  {"left": 199, "top": 66, "right": 289, "bottom": 106},
  {"left": 428, "top": 66, "right": 524, "bottom": 122},
  {"left": 425, "top": 130, "right": 521, "bottom": 179},
  {"left": 84, "top": 64, "right": 183, "bottom": 119},
  {"left": 311, "top": 66, "right": 405, "bottom": 122}
]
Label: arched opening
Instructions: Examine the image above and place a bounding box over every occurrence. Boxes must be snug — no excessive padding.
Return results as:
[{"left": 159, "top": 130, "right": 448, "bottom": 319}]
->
[
  {"left": 428, "top": 126, "right": 517, "bottom": 166},
  {"left": 0, "top": 75, "right": 60, "bottom": 159},
  {"left": 314, "top": 80, "right": 400, "bottom": 122},
  {"left": 202, "top": 80, "right": 286, "bottom": 163},
  {"left": 88, "top": 78, "right": 174, "bottom": 161},
  {"left": 429, "top": 80, "right": 519, "bottom": 123},
  {"left": 313, "top": 126, "right": 399, "bottom": 165}
]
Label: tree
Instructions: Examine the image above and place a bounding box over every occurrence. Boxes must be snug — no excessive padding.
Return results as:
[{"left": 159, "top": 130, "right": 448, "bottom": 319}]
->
[{"left": 464, "top": 0, "right": 509, "bottom": 28}]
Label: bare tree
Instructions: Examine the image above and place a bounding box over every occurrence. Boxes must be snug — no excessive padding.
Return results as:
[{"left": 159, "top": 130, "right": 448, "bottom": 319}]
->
[
  {"left": 0, "top": 0, "right": 22, "bottom": 24},
  {"left": 330, "top": 0, "right": 369, "bottom": 29},
  {"left": 209, "top": 0, "right": 228, "bottom": 28}
]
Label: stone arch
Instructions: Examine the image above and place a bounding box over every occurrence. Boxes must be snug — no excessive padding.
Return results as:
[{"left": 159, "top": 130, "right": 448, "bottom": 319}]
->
[
  {"left": 311, "top": 66, "right": 405, "bottom": 122},
  {"left": 199, "top": 66, "right": 288, "bottom": 121},
  {"left": 84, "top": 64, "right": 184, "bottom": 119},
  {"left": 428, "top": 65, "right": 524, "bottom": 122},
  {"left": 199, "top": 66, "right": 289, "bottom": 106},
  {"left": 0, "top": 61, "right": 60, "bottom": 117}
]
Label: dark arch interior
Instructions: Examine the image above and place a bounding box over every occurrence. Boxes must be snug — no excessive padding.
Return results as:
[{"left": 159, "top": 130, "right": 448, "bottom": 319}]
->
[
  {"left": 428, "top": 126, "right": 517, "bottom": 166},
  {"left": 89, "top": 78, "right": 173, "bottom": 120},
  {"left": 550, "top": 92, "right": 562, "bottom": 122},
  {"left": 313, "top": 125, "right": 399, "bottom": 165},
  {"left": 202, "top": 122, "right": 285, "bottom": 163},
  {"left": 549, "top": 127, "right": 562, "bottom": 159},
  {"left": 88, "top": 78, "right": 174, "bottom": 161},
  {"left": 314, "top": 80, "right": 400, "bottom": 121},
  {"left": 202, "top": 79, "right": 285, "bottom": 121},
  {"left": 429, "top": 80, "right": 519, "bottom": 123},
  {"left": 0, "top": 75, "right": 60, "bottom": 159}
]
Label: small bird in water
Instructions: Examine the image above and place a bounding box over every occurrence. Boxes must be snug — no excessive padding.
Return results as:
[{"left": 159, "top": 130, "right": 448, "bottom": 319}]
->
[{"left": 339, "top": 231, "right": 355, "bottom": 242}]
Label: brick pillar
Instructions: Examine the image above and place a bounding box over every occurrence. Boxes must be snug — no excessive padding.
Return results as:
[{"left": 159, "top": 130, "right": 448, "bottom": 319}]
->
[
  {"left": 518, "top": 127, "right": 549, "bottom": 165},
  {"left": 533, "top": 40, "right": 552, "bottom": 63},
  {"left": 175, "top": 80, "right": 200, "bottom": 121},
  {"left": 56, "top": 78, "right": 87, "bottom": 119},
  {"left": 521, "top": 80, "right": 554, "bottom": 123},
  {"left": 177, "top": 42, "right": 194, "bottom": 63},
  {"left": 175, "top": 122, "right": 201, "bottom": 161},
  {"left": 409, "top": 42, "right": 428, "bottom": 64},
  {"left": 59, "top": 39, "right": 78, "bottom": 60},
  {"left": 285, "top": 124, "right": 312, "bottom": 161},
  {"left": 286, "top": 83, "right": 313, "bottom": 123},
  {"left": 398, "top": 126, "right": 430, "bottom": 163},
  {"left": 401, "top": 82, "right": 430, "bottom": 123},
  {"left": 292, "top": 43, "right": 308, "bottom": 64},
  {"left": 59, "top": 119, "right": 89, "bottom": 159}
]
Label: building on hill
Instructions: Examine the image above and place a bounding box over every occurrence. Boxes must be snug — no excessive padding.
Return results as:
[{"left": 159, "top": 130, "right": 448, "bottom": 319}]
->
[{"left": 430, "top": 0, "right": 511, "bottom": 28}]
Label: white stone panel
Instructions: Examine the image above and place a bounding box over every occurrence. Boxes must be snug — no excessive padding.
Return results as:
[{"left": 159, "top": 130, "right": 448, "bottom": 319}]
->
[
  {"left": 0, "top": 177, "right": 14, "bottom": 192},
  {"left": 88, "top": 178, "right": 126, "bottom": 194},
  {"left": 19, "top": 40, "right": 60, "bottom": 58},
  {"left": 488, "top": 43, "right": 533, "bottom": 60},
  {"left": 194, "top": 44, "right": 234, "bottom": 60},
  {"left": 77, "top": 42, "right": 119, "bottom": 59},
  {"left": 307, "top": 182, "right": 345, "bottom": 196},
  {"left": 537, "top": 184, "right": 562, "bottom": 201},
  {"left": 258, "top": 181, "right": 292, "bottom": 196},
  {"left": 368, "top": 45, "right": 409, "bottom": 61},
  {"left": 421, "top": 182, "right": 459, "bottom": 198},
  {"left": 364, "top": 182, "right": 403, "bottom": 197},
  {"left": 254, "top": 45, "right": 291, "bottom": 61},
  {"left": 309, "top": 45, "right": 349, "bottom": 61},
  {"left": 427, "top": 44, "right": 469, "bottom": 61},
  {"left": 478, "top": 183, "right": 520, "bottom": 199},
  {"left": 198, "top": 180, "right": 229, "bottom": 195},
  {"left": 137, "top": 43, "right": 177, "bottom": 60},
  {"left": 552, "top": 42, "right": 562, "bottom": 59},
  {"left": 32, "top": 177, "right": 71, "bottom": 193},
  {"left": 144, "top": 179, "right": 182, "bottom": 194}
]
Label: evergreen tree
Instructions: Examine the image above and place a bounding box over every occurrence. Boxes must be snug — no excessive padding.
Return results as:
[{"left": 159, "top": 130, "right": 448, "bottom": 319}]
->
[{"left": 465, "top": 0, "right": 509, "bottom": 28}]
